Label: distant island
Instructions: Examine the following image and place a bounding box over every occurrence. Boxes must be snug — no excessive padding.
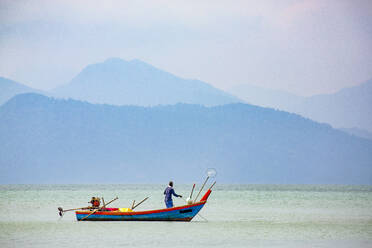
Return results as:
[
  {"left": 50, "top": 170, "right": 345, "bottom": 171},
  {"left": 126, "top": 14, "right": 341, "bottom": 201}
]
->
[{"left": 1, "top": 93, "right": 371, "bottom": 184}]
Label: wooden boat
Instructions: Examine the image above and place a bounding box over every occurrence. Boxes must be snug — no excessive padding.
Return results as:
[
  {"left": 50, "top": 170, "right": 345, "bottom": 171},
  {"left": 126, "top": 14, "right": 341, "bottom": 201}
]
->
[{"left": 75, "top": 188, "right": 212, "bottom": 222}]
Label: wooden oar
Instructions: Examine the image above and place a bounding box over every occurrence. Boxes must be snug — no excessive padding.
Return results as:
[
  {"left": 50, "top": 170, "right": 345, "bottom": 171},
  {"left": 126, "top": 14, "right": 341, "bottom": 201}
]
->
[
  {"left": 132, "top": 197, "right": 149, "bottom": 210},
  {"left": 80, "top": 197, "right": 118, "bottom": 221},
  {"left": 209, "top": 181, "right": 216, "bottom": 190},
  {"left": 194, "top": 176, "right": 209, "bottom": 202},
  {"left": 131, "top": 200, "right": 136, "bottom": 209},
  {"left": 58, "top": 206, "right": 91, "bottom": 216},
  {"left": 189, "top": 184, "right": 195, "bottom": 199}
]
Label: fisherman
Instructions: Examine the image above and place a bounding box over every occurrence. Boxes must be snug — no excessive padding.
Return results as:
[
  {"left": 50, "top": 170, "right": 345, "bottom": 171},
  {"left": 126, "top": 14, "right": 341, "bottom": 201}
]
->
[
  {"left": 164, "top": 181, "right": 182, "bottom": 208},
  {"left": 89, "top": 197, "right": 101, "bottom": 208}
]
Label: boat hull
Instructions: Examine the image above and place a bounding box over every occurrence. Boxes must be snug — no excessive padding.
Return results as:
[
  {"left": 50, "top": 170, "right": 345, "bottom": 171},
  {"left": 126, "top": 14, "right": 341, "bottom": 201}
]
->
[{"left": 75, "top": 202, "right": 205, "bottom": 221}]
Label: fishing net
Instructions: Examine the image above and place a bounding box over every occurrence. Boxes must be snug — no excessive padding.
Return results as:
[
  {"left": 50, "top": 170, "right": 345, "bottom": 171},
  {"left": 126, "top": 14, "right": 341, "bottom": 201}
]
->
[{"left": 206, "top": 168, "right": 217, "bottom": 178}]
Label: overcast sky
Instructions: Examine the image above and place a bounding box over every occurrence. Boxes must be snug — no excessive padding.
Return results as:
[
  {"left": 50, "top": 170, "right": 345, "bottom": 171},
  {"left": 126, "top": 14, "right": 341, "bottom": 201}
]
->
[{"left": 1, "top": 0, "right": 371, "bottom": 96}]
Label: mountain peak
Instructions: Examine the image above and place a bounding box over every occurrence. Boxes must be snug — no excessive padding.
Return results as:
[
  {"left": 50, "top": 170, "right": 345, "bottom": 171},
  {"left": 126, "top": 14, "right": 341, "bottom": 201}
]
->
[
  {"left": 103, "top": 57, "right": 128, "bottom": 64},
  {"left": 102, "top": 57, "right": 148, "bottom": 66},
  {"left": 53, "top": 58, "right": 241, "bottom": 106}
]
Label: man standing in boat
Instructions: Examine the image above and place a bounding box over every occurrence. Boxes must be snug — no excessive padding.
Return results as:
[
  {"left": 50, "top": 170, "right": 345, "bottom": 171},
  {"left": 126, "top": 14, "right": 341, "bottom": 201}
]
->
[{"left": 164, "top": 181, "right": 182, "bottom": 208}]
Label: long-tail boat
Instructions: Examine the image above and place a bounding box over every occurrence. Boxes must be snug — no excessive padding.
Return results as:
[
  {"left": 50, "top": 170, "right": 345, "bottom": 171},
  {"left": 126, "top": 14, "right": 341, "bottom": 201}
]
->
[
  {"left": 75, "top": 187, "right": 213, "bottom": 222},
  {"left": 58, "top": 169, "right": 217, "bottom": 222}
]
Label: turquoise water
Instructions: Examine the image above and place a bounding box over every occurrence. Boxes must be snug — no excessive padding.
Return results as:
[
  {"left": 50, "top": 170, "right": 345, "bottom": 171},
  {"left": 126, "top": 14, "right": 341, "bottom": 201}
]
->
[{"left": 1, "top": 184, "right": 372, "bottom": 247}]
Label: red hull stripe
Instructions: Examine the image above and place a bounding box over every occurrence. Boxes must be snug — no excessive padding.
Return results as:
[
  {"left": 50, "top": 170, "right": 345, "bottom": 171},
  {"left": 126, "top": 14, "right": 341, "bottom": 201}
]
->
[
  {"left": 200, "top": 189, "right": 212, "bottom": 202},
  {"left": 76, "top": 201, "right": 206, "bottom": 216}
]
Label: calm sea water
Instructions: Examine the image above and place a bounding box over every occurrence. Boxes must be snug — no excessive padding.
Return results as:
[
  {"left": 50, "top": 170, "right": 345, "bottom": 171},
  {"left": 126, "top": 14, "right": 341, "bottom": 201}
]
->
[{"left": 0, "top": 184, "right": 371, "bottom": 248}]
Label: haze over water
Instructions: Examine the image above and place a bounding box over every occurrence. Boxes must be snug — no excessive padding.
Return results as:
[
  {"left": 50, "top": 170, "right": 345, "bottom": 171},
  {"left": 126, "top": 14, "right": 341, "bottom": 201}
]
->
[{"left": 1, "top": 184, "right": 371, "bottom": 248}]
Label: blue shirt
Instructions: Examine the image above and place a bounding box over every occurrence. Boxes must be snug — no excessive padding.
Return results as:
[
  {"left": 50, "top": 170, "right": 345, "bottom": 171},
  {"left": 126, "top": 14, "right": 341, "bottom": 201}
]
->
[{"left": 164, "top": 186, "right": 180, "bottom": 202}]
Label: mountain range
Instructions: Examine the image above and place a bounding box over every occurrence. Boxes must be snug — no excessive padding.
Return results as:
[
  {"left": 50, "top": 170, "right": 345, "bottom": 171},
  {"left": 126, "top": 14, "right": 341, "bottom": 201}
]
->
[
  {"left": 1, "top": 93, "right": 371, "bottom": 184},
  {"left": 1, "top": 57, "right": 371, "bottom": 135},
  {"left": 229, "top": 80, "right": 372, "bottom": 133},
  {"left": 1, "top": 58, "right": 371, "bottom": 184}
]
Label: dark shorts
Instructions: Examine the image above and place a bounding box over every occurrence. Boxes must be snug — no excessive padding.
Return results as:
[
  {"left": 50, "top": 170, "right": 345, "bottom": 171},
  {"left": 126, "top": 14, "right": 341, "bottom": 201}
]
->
[{"left": 165, "top": 200, "right": 173, "bottom": 208}]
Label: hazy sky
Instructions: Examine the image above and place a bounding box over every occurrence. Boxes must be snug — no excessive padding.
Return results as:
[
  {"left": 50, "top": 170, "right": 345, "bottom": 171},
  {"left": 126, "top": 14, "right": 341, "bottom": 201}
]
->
[{"left": 1, "top": 0, "right": 371, "bottom": 96}]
